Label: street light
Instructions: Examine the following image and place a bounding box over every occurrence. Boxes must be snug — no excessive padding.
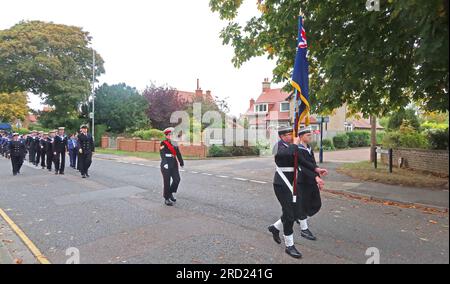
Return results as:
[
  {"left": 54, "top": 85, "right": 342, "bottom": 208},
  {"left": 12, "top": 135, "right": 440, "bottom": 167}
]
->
[
  {"left": 91, "top": 48, "right": 95, "bottom": 140},
  {"left": 317, "top": 116, "right": 330, "bottom": 164}
]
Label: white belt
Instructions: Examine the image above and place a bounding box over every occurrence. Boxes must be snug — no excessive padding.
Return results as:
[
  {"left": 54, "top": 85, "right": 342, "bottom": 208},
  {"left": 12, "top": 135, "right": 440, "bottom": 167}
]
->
[
  {"left": 165, "top": 154, "right": 173, "bottom": 158},
  {"left": 276, "top": 167, "right": 301, "bottom": 203}
]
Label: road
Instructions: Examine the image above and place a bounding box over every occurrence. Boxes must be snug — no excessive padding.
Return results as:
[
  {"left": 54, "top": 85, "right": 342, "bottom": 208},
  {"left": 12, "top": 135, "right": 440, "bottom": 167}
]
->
[{"left": 0, "top": 153, "right": 448, "bottom": 264}]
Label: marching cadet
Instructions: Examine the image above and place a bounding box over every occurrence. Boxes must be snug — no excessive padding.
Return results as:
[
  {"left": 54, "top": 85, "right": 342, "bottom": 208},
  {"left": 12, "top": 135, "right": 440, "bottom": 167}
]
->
[
  {"left": 34, "top": 131, "right": 43, "bottom": 167},
  {"left": 9, "top": 133, "right": 26, "bottom": 176},
  {"left": 267, "top": 126, "right": 303, "bottom": 259},
  {"left": 77, "top": 125, "right": 95, "bottom": 178},
  {"left": 27, "top": 130, "right": 37, "bottom": 164},
  {"left": 46, "top": 130, "right": 56, "bottom": 172},
  {"left": 53, "top": 127, "right": 68, "bottom": 175},
  {"left": 160, "top": 127, "right": 184, "bottom": 206},
  {"left": 296, "top": 127, "right": 328, "bottom": 241},
  {"left": 39, "top": 133, "right": 49, "bottom": 169}
]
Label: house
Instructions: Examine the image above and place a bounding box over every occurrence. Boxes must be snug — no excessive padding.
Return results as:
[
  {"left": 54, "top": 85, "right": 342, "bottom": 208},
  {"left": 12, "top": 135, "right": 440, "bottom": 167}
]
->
[
  {"left": 241, "top": 78, "right": 292, "bottom": 129},
  {"left": 345, "top": 118, "right": 384, "bottom": 131},
  {"left": 176, "top": 79, "right": 215, "bottom": 104}
]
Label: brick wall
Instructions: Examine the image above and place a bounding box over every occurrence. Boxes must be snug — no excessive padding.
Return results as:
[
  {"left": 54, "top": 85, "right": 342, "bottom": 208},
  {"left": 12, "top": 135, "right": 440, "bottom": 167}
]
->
[
  {"left": 101, "top": 136, "right": 109, "bottom": 148},
  {"left": 381, "top": 148, "right": 449, "bottom": 176},
  {"left": 113, "top": 137, "right": 207, "bottom": 158}
]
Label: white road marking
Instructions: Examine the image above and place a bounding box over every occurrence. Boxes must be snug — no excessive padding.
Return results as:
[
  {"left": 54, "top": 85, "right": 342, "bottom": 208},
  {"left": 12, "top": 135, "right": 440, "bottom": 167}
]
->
[
  {"left": 233, "top": 177, "right": 248, "bottom": 181},
  {"left": 250, "top": 180, "right": 267, "bottom": 184},
  {"left": 216, "top": 175, "right": 229, "bottom": 179}
]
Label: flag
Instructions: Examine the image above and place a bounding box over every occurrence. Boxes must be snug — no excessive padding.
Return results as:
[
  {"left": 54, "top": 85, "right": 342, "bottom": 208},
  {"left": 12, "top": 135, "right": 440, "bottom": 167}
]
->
[{"left": 291, "top": 16, "right": 310, "bottom": 135}]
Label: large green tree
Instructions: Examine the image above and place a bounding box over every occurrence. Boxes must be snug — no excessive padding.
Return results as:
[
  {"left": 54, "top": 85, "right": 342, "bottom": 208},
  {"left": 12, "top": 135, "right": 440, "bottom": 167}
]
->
[
  {"left": 94, "top": 83, "right": 150, "bottom": 133},
  {"left": 209, "top": 0, "right": 449, "bottom": 115},
  {"left": 0, "top": 21, "right": 105, "bottom": 128}
]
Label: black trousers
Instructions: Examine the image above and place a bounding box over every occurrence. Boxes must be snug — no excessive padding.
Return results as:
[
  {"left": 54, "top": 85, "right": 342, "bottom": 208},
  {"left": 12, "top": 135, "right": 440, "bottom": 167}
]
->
[
  {"left": 46, "top": 152, "right": 53, "bottom": 170},
  {"left": 78, "top": 152, "right": 92, "bottom": 175},
  {"left": 69, "top": 149, "right": 77, "bottom": 168},
  {"left": 11, "top": 155, "right": 24, "bottom": 174},
  {"left": 29, "top": 148, "right": 36, "bottom": 163},
  {"left": 297, "top": 183, "right": 322, "bottom": 220},
  {"left": 161, "top": 166, "right": 181, "bottom": 200},
  {"left": 34, "top": 148, "right": 41, "bottom": 165},
  {"left": 54, "top": 151, "right": 66, "bottom": 173},
  {"left": 40, "top": 150, "right": 46, "bottom": 168},
  {"left": 274, "top": 184, "right": 301, "bottom": 236}
]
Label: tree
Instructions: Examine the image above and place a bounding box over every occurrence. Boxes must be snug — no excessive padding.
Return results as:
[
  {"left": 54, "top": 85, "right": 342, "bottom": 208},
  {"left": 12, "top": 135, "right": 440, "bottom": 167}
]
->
[
  {"left": 209, "top": 0, "right": 448, "bottom": 114},
  {"left": 94, "top": 83, "right": 149, "bottom": 133},
  {"left": 387, "top": 108, "right": 421, "bottom": 131},
  {"left": 143, "top": 84, "right": 188, "bottom": 130},
  {"left": 210, "top": 0, "right": 448, "bottom": 161},
  {"left": 0, "top": 21, "right": 105, "bottom": 127},
  {"left": 0, "top": 92, "right": 28, "bottom": 123}
]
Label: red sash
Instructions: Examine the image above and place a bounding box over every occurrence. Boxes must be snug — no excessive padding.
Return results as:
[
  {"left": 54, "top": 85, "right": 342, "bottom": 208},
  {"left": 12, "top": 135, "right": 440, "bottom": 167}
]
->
[{"left": 163, "top": 140, "right": 177, "bottom": 157}]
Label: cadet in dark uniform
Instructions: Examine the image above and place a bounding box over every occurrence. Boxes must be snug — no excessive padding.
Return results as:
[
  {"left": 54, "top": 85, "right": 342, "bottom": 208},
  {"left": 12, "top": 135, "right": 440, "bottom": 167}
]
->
[
  {"left": 53, "top": 127, "right": 68, "bottom": 175},
  {"left": 27, "top": 130, "right": 37, "bottom": 164},
  {"left": 296, "top": 127, "right": 328, "bottom": 241},
  {"left": 268, "top": 126, "right": 303, "bottom": 259},
  {"left": 160, "top": 127, "right": 184, "bottom": 206},
  {"left": 77, "top": 125, "right": 95, "bottom": 178},
  {"left": 39, "top": 132, "right": 48, "bottom": 169},
  {"left": 9, "top": 133, "right": 26, "bottom": 176},
  {"left": 46, "top": 130, "right": 56, "bottom": 172}
]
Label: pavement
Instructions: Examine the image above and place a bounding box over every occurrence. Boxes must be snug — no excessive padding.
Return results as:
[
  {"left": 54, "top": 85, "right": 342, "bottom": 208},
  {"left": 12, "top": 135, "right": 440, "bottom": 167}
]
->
[{"left": 0, "top": 149, "right": 448, "bottom": 264}]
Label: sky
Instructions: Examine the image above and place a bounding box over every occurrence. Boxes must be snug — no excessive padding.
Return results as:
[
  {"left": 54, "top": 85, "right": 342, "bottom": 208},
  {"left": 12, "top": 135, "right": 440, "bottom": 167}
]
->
[{"left": 1, "top": 0, "right": 283, "bottom": 116}]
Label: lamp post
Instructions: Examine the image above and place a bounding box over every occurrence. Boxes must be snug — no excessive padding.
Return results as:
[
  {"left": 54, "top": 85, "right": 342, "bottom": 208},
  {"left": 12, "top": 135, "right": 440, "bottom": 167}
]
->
[{"left": 91, "top": 48, "right": 95, "bottom": 140}]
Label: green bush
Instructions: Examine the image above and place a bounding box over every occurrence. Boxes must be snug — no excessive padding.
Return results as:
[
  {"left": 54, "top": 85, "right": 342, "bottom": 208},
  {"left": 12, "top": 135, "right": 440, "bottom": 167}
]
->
[
  {"left": 421, "top": 121, "right": 449, "bottom": 131},
  {"left": 346, "top": 131, "right": 370, "bottom": 148},
  {"left": 208, "top": 145, "right": 259, "bottom": 157},
  {"left": 133, "top": 129, "right": 165, "bottom": 141},
  {"left": 426, "top": 128, "right": 449, "bottom": 150},
  {"left": 382, "top": 131, "right": 429, "bottom": 149},
  {"left": 321, "top": 138, "right": 335, "bottom": 151},
  {"left": 12, "top": 127, "right": 29, "bottom": 135},
  {"left": 309, "top": 141, "right": 319, "bottom": 151},
  {"left": 333, "top": 134, "right": 349, "bottom": 149},
  {"left": 376, "top": 131, "right": 385, "bottom": 145},
  {"left": 94, "top": 124, "right": 108, "bottom": 147}
]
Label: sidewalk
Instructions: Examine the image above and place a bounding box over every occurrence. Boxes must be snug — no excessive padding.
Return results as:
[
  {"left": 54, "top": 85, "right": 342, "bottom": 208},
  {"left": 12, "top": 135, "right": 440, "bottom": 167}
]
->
[{"left": 0, "top": 213, "right": 38, "bottom": 264}]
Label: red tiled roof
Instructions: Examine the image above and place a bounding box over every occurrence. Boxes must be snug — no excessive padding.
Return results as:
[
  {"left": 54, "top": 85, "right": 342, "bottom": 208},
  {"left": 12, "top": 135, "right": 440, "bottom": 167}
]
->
[
  {"left": 255, "top": 88, "right": 290, "bottom": 104},
  {"left": 176, "top": 90, "right": 214, "bottom": 104},
  {"left": 352, "top": 118, "right": 384, "bottom": 129}
]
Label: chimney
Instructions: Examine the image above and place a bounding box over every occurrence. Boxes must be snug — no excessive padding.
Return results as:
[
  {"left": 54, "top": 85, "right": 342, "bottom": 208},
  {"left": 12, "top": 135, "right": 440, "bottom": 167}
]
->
[
  {"left": 250, "top": 98, "right": 255, "bottom": 110},
  {"left": 196, "top": 78, "right": 200, "bottom": 90},
  {"left": 206, "top": 90, "right": 211, "bottom": 98},
  {"left": 262, "top": 78, "right": 271, "bottom": 91}
]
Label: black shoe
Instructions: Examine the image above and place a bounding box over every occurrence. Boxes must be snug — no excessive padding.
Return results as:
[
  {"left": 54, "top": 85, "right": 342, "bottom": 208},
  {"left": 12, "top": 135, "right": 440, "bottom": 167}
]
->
[
  {"left": 285, "top": 245, "right": 302, "bottom": 259},
  {"left": 301, "top": 229, "right": 317, "bottom": 241},
  {"left": 59, "top": 172, "right": 64, "bottom": 175},
  {"left": 268, "top": 225, "right": 282, "bottom": 244},
  {"left": 165, "top": 199, "right": 174, "bottom": 206},
  {"left": 13, "top": 173, "right": 17, "bottom": 176},
  {"left": 55, "top": 172, "right": 59, "bottom": 175},
  {"left": 85, "top": 174, "right": 90, "bottom": 178},
  {"left": 169, "top": 194, "right": 177, "bottom": 203},
  {"left": 42, "top": 167, "right": 45, "bottom": 169},
  {"left": 82, "top": 174, "right": 86, "bottom": 178}
]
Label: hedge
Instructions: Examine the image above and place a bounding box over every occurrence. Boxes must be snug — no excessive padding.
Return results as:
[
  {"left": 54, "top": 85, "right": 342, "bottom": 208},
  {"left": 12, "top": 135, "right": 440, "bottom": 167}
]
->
[
  {"left": 208, "top": 145, "right": 260, "bottom": 157},
  {"left": 346, "top": 131, "right": 370, "bottom": 148},
  {"left": 132, "top": 129, "right": 165, "bottom": 141},
  {"left": 333, "top": 134, "right": 349, "bottom": 149}
]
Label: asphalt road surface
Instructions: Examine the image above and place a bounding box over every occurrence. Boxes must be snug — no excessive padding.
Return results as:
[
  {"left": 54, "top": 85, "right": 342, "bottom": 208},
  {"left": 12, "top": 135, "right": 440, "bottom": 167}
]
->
[{"left": 0, "top": 155, "right": 448, "bottom": 264}]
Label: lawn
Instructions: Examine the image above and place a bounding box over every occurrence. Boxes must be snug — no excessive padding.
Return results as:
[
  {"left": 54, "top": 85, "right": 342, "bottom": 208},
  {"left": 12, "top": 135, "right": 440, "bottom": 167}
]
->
[{"left": 337, "top": 161, "right": 449, "bottom": 189}]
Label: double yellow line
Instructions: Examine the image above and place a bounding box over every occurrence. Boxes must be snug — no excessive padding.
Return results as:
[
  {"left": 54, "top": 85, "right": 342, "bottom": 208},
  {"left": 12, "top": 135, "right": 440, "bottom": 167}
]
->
[{"left": 0, "top": 208, "right": 51, "bottom": 264}]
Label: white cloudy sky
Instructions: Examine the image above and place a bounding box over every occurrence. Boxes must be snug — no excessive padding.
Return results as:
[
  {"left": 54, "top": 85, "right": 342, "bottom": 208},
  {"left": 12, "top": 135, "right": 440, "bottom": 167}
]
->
[{"left": 1, "top": 0, "right": 283, "bottom": 116}]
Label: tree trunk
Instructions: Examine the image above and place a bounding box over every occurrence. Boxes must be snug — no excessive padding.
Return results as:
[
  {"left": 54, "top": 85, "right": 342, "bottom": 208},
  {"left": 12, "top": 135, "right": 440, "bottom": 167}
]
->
[{"left": 370, "top": 115, "right": 377, "bottom": 162}]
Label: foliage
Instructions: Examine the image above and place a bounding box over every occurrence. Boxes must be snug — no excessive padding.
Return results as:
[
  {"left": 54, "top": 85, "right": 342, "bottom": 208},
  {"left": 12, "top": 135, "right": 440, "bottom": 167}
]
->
[
  {"left": 208, "top": 145, "right": 259, "bottom": 157},
  {"left": 143, "top": 83, "right": 188, "bottom": 131},
  {"left": 0, "top": 92, "right": 28, "bottom": 122},
  {"left": 421, "top": 121, "right": 449, "bottom": 131},
  {"left": 383, "top": 123, "right": 429, "bottom": 149},
  {"left": 387, "top": 108, "right": 421, "bottom": 130},
  {"left": 321, "top": 138, "right": 335, "bottom": 151},
  {"left": 94, "top": 124, "right": 108, "bottom": 147},
  {"left": 346, "top": 131, "right": 370, "bottom": 148},
  {"left": 132, "top": 129, "right": 165, "bottom": 141},
  {"left": 12, "top": 127, "right": 29, "bottom": 135},
  {"left": 426, "top": 128, "right": 449, "bottom": 150},
  {"left": 94, "top": 83, "right": 149, "bottom": 133},
  {"left": 333, "top": 134, "right": 349, "bottom": 149},
  {"left": 209, "top": 0, "right": 449, "bottom": 116}
]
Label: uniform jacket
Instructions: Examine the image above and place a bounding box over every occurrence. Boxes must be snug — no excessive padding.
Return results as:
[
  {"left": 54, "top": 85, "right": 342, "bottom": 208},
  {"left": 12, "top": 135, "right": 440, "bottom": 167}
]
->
[
  {"left": 77, "top": 133, "right": 95, "bottom": 154},
  {"left": 53, "top": 135, "right": 68, "bottom": 153},
  {"left": 297, "top": 144, "right": 320, "bottom": 185},
  {"left": 273, "top": 140, "right": 298, "bottom": 186},
  {"left": 9, "top": 140, "right": 26, "bottom": 158},
  {"left": 160, "top": 140, "right": 184, "bottom": 169}
]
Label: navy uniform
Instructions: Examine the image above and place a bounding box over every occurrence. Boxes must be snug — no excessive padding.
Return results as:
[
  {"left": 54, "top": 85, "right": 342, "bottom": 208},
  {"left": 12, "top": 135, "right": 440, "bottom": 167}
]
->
[
  {"left": 34, "top": 131, "right": 44, "bottom": 167},
  {"left": 46, "top": 131, "right": 56, "bottom": 171},
  {"left": 160, "top": 127, "right": 184, "bottom": 206},
  {"left": 39, "top": 133, "right": 48, "bottom": 169},
  {"left": 53, "top": 127, "right": 68, "bottom": 175},
  {"left": 296, "top": 128, "right": 323, "bottom": 241},
  {"left": 9, "top": 133, "right": 26, "bottom": 175},
  {"left": 27, "top": 131, "right": 37, "bottom": 164},
  {"left": 268, "top": 126, "right": 303, "bottom": 259},
  {"left": 77, "top": 125, "right": 95, "bottom": 178}
]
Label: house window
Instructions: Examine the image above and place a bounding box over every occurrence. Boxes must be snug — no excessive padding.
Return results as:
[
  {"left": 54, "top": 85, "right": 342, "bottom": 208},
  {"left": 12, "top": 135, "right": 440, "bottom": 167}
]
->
[
  {"left": 255, "top": 104, "right": 268, "bottom": 113},
  {"left": 280, "top": 102, "right": 290, "bottom": 112}
]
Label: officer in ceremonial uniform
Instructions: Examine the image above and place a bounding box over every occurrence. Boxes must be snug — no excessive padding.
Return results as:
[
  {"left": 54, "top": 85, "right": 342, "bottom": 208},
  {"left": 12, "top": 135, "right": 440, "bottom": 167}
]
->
[
  {"left": 9, "top": 133, "right": 26, "bottom": 176},
  {"left": 53, "top": 127, "right": 68, "bottom": 175},
  {"left": 77, "top": 125, "right": 95, "bottom": 178},
  {"left": 268, "top": 126, "right": 303, "bottom": 259},
  {"left": 160, "top": 127, "right": 184, "bottom": 206},
  {"left": 39, "top": 133, "right": 49, "bottom": 169},
  {"left": 296, "top": 127, "right": 328, "bottom": 241}
]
